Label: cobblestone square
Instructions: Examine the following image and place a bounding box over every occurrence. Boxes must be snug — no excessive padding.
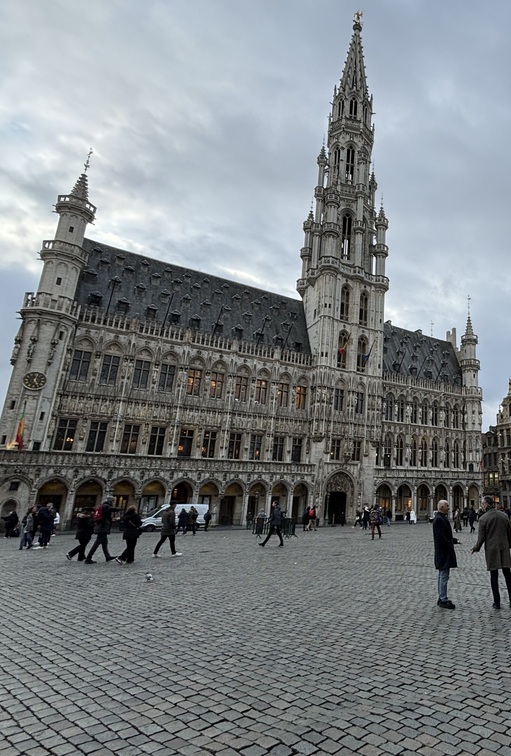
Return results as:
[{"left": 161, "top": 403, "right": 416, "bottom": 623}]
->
[{"left": 1, "top": 523, "right": 510, "bottom": 755}]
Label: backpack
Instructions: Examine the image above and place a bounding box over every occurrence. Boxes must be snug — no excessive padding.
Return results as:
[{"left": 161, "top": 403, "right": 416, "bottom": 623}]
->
[{"left": 93, "top": 506, "right": 103, "bottom": 523}]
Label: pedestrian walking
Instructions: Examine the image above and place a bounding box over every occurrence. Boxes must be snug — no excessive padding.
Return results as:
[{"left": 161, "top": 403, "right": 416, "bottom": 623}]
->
[
  {"left": 468, "top": 505, "right": 477, "bottom": 533},
  {"left": 306, "top": 505, "right": 316, "bottom": 531},
  {"left": 2, "top": 509, "right": 19, "bottom": 538},
  {"left": 116, "top": 505, "right": 143, "bottom": 564},
  {"left": 362, "top": 506, "right": 370, "bottom": 530},
  {"left": 302, "top": 508, "right": 310, "bottom": 531},
  {"left": 433, "top": 500, "right": 460, "bottom": 609},
  {"left": 409, "top": 509, "right": 417, "bottom": 525},
  {"left": 188, "top": 505, "right": 198, "bottom": 535},
  {"left": 19, "top": 507, "right": 35, "bottom": 550},
  {"left": 52, "top": 508, "right": 60, "bottom": 536},
  {"left": 259, "top": 501, "right": 284, "bottom": 548},
  {"left": 176, "top": 507, "right": 188, "bottom": 535},
  {"left": 152, "top": 502, "right": 183, "bottom": 558},
  {"left": 369, "top": 505, "right": 383, "bottom": 540},
  {"left": 203, "top": 509, "right": 212, "bottom": 531},
  {"left": 471, "top": 496, "right": 511, "bottom": 610},
  {"left": 37, "top": 503, "right": 54, "bottom": 548},
  {"left": 462, "top": 507, "right": 469, "bottom": 528},
  {"left": 84, "top": 497, "right": 116, "bottom": 564},
  {"left": 66, "top": 511, "right": 94, "bottom": 561},
  {"left": 453, "top": 507, "right": 462, "bottom": 533},
  {"left": 385, "top": 508, "right": 392, "bottom": 527},
  {"left": 255, "top": 508, "right": 266, "bottom": 536}
]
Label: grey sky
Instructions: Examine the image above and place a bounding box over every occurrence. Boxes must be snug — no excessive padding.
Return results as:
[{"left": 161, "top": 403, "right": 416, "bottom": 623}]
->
[{"left": 1, "top": 0, "right": 509, "bottom": 428}]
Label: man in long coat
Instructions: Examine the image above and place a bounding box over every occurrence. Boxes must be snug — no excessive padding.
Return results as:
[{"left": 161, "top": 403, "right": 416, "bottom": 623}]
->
[
  {"left": 433, "top": 500, "right": 460, "bottom": 609},
  {"left": 471, "top": 495, "right": 511, "bottom": 609}
]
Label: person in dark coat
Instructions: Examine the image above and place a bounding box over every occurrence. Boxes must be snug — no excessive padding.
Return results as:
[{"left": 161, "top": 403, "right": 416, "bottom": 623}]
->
[
  {"left": 433, "top": 500, "right": 460, "bottom": 609},
  {"left": 471, "top": 496, "right": 511, "bottom": 609},
  {"left": 152, "top": 502, "right": 182, "bottom": 558},
  {"left": 176, "top": 508, "right": 188, "bottom": 535},
  {"left": 37, "top": 504, "right": 54, "bottom": 548},
  {"left": 66, "top": 512, "right": 94, "bottom": 561},
  {"left": 468, "top": 505, "right": 477, "bottom": 533},
  {"left": 188, "top": 505, "right": 198, "bottom": 535},
  {"left": 2, "top": 509, "right": 19, "bottom": 538},
  {"left": 116, "top": 505, "right": 142, "bottom": 564},
  {"left": 84, "top": 497, "right": 116, "bottom": 564},
  {"left": 259, "top": 501, "right": 284, "bottom": 548},
  {"left": 203, "top": 510, "right": 212, "bottom": 532}
]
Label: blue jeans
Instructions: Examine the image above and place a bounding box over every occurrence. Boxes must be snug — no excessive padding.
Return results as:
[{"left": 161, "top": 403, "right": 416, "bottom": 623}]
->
[{"left": 438, "top": 568, "right": 450, "bottom": 601}]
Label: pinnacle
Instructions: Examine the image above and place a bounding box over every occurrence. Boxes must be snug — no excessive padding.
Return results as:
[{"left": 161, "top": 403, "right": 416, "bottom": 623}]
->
[{"left": 70, "top": 173, "right": 89, "bottom": 201}]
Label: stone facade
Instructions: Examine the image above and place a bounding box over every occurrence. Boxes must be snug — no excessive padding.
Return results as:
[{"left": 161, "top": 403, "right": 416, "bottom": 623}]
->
[{"left": 0, "top": 17, "right": 482, "bottom": 529}]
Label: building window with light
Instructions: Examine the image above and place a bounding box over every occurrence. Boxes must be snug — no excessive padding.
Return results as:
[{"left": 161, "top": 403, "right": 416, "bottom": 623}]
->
[
  {"left": 234, "top": 375, "right": 249, "bottom": 402},
  {"left": 201, "top": 430, "right": 217, "bottom": 458},
  {"left": 120, "top": 424, "right": 140, "bottom": 454},
  {"left": 53, "top": 418, "right": 78, "bottom": 451},
  {"left": 295, "top": 385, "right": 307, "bottom": 410},
  {"left": 209, "top": 371, "right": 224, "bottom": 399},
  {"left": 186, "top": 368, "right": 202, "bottom": 396},
  {"left": 177, "top": 429, "right": 194, "bottom": 458},
  {"left": 255, "top": 378, "right": 268, "bottom": 404},
  {"left": 228, "top": 432, "right": 242, "bottom": 460},
  {"left": 277, "top": 382, "right": 289, "bottom": 408},
  {"left": 249, "top": 434, "right": 262, "bottom": 461},
  {"left": 330, "top": 438, "right": 342, "bottom": 461}
]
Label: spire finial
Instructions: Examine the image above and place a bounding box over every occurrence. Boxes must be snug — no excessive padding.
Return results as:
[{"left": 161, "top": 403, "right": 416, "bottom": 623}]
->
[
  {"left": 467, "top": 294, "right": 471, "bottom": 317},
  {"left": 84, "top": 148, "right": 93, "bottom": 174},
  {"left": 354, "top": 10, "right": 363, "bottom": 28},
  {"left": 430, "top": 321, "right": 434, "bottom": 337}
]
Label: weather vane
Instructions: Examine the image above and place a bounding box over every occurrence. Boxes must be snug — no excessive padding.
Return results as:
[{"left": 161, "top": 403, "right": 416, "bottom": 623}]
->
[
  {"left": 467, "top": 294, "right": 471, "bottom": 316},
  {"left": 84, "top": 147, "right": 93, "bottom": 174},
  {"left": 354, "top": 10, "right": 363, "bottom": 24}
]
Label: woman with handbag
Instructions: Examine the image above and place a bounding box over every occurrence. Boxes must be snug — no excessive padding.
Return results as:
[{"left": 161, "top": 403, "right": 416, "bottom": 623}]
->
[{"left": 116, "top": 505, "right": 142, "bottom": 564}]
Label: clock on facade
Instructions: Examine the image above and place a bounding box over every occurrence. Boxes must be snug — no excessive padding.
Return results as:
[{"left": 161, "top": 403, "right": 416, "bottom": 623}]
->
[{"left": 22, "top": 372, "right": 47, "bottom": 390}]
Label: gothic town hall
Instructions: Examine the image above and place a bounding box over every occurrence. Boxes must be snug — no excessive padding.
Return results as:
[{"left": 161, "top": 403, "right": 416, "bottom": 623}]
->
[{"left": 0, "top": 17, "right": 483, "bottom": 529}]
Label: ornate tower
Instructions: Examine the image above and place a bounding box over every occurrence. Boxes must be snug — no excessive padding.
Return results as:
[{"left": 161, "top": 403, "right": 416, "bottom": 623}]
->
[
  {"left": 297, "top": 14, "right": 389, "bottom": 512},
  {"left": 459, "top": 312, "right": 483, "bottom": 471},
  {"left": 0, "top": 160, "right": 96, "bottom": 451}
]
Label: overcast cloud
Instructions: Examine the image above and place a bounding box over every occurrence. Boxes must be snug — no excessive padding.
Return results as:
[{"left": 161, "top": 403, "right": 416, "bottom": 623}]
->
[{"left": 0, "top": 0, "right": 510, "bottom": 429}]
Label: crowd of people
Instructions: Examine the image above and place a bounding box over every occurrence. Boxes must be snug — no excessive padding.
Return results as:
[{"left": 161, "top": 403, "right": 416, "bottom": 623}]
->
[{"left": 2, "top": 502, "right": 60, "bottom": 549}]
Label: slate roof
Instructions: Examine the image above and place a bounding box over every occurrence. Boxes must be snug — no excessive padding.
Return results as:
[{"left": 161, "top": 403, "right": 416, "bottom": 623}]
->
[
  {"left": 383, "top": 322, "right": 462, "bottom": 386},
  {"left": 76, "top": 239, "right": 311, "bottom": 354}
]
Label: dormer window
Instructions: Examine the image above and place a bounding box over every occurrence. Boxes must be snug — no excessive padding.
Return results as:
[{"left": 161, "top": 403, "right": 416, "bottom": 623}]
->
[
  {"left": 89, "top": 292, "right": 103, "bottom": 307},
  {"left": 117, "top": 299, "right": 130, "bottom": 314},
  {"left": 145, "top": 306, "right": 157, "bottom": 320},
  {"left": 190, "top": 315, "right": 201, "bottom": 329}
]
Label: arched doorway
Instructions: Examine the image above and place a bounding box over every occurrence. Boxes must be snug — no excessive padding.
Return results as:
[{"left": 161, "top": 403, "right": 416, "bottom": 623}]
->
[
  {"left": 139, "top": 480, "right": 166, "bottom": 517},
  {"left": 417, "top": 484, "right": 430, "bottom": 520},
  {"left": 198, "top": 481, "right": 220, "bottom": 523},
  {"left": 376, "top": 484, "right": 391, "bottom": 513},
  {"left": 37, "top": 479, "right": 68, "bottom": 513},
  {"left": 291, "top": 483, "right": 308, "bottom": 521},
  {"left": 72, "top": 480, "right": 103, "bottom": 526},
  {"left": 452, "top": 485, "right": 463, "bottom": 511},
  {"left": 325, "top": 472, "right": 354, "bottom": 525},
  {"left": 396, "top": 484, "right": 411, "bottom": 521},
  {"left": 434, "top": 485, "right": 448, "bottom": 507},
  {"left": 270, "top": 482, "right": 289, "bottom": 514},
  {"left": 170, "top": 481, "right": 193, "bottom": 504},
  {"left": 467, "top": 484, "right": 480, "bottom": 509},
  {"left": 219, "top": 482, "right": 243, "bottom": 525}
]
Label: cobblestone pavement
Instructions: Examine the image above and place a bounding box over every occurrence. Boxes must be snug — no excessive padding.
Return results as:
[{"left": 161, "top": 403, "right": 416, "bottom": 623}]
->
[{"left": 1, "top": 522, "right": 511, "bottom": 756}]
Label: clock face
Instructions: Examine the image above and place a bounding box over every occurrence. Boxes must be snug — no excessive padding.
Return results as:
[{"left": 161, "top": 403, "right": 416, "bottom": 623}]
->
[{"left": 23, "top": 372, "right": 47, "bottom": 390}]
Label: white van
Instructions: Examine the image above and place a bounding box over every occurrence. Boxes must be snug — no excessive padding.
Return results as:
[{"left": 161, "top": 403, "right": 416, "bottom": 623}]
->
[{"left": 141, "top": 503, "right": 209, "bottom": 531}]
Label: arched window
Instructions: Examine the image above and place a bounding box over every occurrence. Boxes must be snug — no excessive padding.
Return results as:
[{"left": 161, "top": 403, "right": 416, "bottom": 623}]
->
[
  {"left": 410, "top": 437, "right": 418, "bottom": 466},
  {"left": 349, "top": 98, "right": 358, "bottom": 118},
  {"left": 395, "top": 435, "right": 404, "bottom": 466},
  {"left": 340, "top": 285, "right": 350, "bottom": 320},
  {"left": 444, "top": 404, "right": 451, "bottom": 428},
  {"left": 341, "top": 215, "right": 352, "bottom": 260},
  {"left": 396, "top": 395, "right": 406, "bottom": 422},
  {"left": 420, "top": 438, "right": 428, "bottom": 467},
  {"left": 411, "top": 398, "right": 418, "bottom": 424},
  {"left": 453, "top": 440, "right": 460, "bottom": 468},
  {"left": 333, "top": 148, "right": 341, "bottom": 177},
  {"left": 337, "top": 330, "right": 349, "bottom": 369},
  {"left": 384, "top": 434, "right": 392, "bottom": 468},
  {"left": 432, "top": 438, "right": 439, "bottom": 467},
  {"left": 356, "top": 336, "right": 368, "bottom": 373},
  {"left": 345, "top": 147, "right": 355, "bottom": 184},
  {"left": 453, "top": 405, "right": 460, "bottom": 429},
  {"left": 444, "top": 439, "right": 450, "bottom": 468},
  {"left": 431, "top": 401, "right": 439, "bottom": 426},
  {"left": 385, "top": 394, "right": 394, "bottom": 421},
  {"left": 420, "top": 400, "right": 429, "bottom": 425},
  {"left": 359, "top": 291, "right": 368, "bottom": 326}
]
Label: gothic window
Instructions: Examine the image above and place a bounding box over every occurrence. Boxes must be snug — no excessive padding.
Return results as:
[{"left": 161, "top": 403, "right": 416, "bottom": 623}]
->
[
  {"left": 385, "top": 394, "right": 394, "bottom": 421},
  {"left": 431, "top": 401, "right": 439, "bottom": 426},
  {"left": 148, "top": 427, "right": 166, "bottom": 456},
  {"left": 410, "top": 437, "right": 418, "bottom": 466},
  {"left": 330, "top": 438, "right": 342, "bottom": 461},
  {"left": 70, "top": 350, "right": 91, "bottom": 381},
  {"left": 186, "top": 368, "right": 202, "bottom": 396},
  {"left": 86, "top": 421, "right": 108, "bottom": 453},
  {"left": 249, "top": 434, "right": 262, "bottom": 460},
  {"left": 340, "top": 286, "right": 350, "bottom": 320},
  {"left": 341, "top": 215, "right": 352, "bottom": 260},
  {"left": 291, "top": 437, "right": 303, "bottom": 463},
  {"left": 453, "top": 440, "right": 460, "bottom": 468},
  {"left": 53, "top": 418, "right": 78, "bottom": 451},
  {"left": 355, "top": 391, "right": 364, "bottom": 414},
  {"left": 420, "top": 438, "right": 428, "bottom": 467},
  {"left": 383, "top": 434, "right": 392, "bottom": 468},
  {"left": 444, "top": 439, "right": 450, "bottom": 468},
  {"left": 337, "top": 330, "right": 349, "bottom": 368},
  {"left": 277, "top": 381, "right": 290, "bottom": 408},
  {"left": 120, "top": 424, "right": 140, "bottom": 454},
  {"left": 234, "top": 375, "right": 249, "bottom": 402},
  {"left": 420, "top": 400, "right": 429, "bottom": 425},
  {"left": 178, "top": 428, "right": 194, "bottom": 458},
  {"left": 411, "top": 398, "right": 418, "bottom": 424},
  {"left": 359, "top": 291, "right": 368, "bottom": 326},
  {"left": 209, "top": 371, "right": 224, "bottom": 399},
  {"left": 255, "top": 378, "right": 268, "bottom": 404},
  {"left": 158, "top": 363, "right": 175, "bottom": 393},
  {"left": 345, "top": 147, "right": 355, "bottom": 184},
  {"left": 272, "top": 435, "right": 285, "bottom": 462},
  {"left": 228, "top": 432, "right": 242, "bottom": 460},
  {"left": 295, "top": 385, "right": 307, "bottom": 410},
  {"left": 352, "top": 440, "right": 362, "bottom": 461},
  {"left": 333, "top": 147, "right": 341, "bottom": 176},
  {"left": 132, "top": 359, "right": 151, "bottom": 389},
  {"left": 397, "top": 396, "right": 406, "bottom": 422},
  {"left": 453, "top": 405, "right": 460, "bottom": 429},
  {"left": 334, "top": 387, "right": 345, "bottom": 411},
  {"left": 349, "top": 98, "right": 358, "bottom": 117},
  {"left": 444, "top": 404, "right": 451, "bottom": 428},
  {"left": 432, "top": 438, "right": 439, "bottom": 467},
  {"left": 356, "top": 336, "right": 368, "bottom": 373},
  {"left": 201, "top": 430, "right": 217, "bottom": 458},
  {"left": 395, "top": 435, "right": 404, "bottom": 466},
  {"left": 99, "top": 354, "right": 120, "bottom": 385}
]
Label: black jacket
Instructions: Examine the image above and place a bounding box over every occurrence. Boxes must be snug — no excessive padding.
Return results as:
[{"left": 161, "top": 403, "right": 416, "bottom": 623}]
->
[
  {"left": 123, "top": 510, "right": 142, "bottom": 540},
  {"left": 433, "top": 512, "right": 458, "bottom": 570}
]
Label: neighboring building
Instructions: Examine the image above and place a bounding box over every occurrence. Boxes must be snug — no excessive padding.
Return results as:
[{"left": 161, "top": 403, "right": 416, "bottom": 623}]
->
[
  {"left": 493, "top": 385, "right": 511, "bottom": 508},
  {"left": 481, "top": 426, "right": 500, "bottom": 505},
  {"left": 0, "top": 15, "right": 482, "bottom": 528}
]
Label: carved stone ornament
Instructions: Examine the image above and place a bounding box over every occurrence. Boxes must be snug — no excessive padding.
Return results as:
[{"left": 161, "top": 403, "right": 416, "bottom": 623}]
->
[{"left": 326, "top": 472, "right": 354, "bottom": 497}]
